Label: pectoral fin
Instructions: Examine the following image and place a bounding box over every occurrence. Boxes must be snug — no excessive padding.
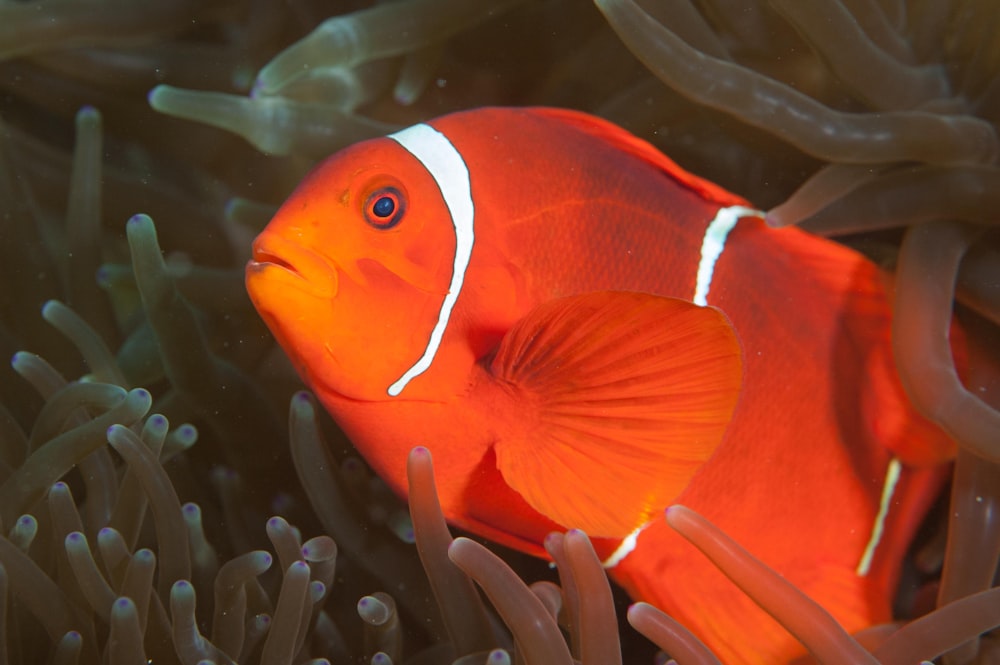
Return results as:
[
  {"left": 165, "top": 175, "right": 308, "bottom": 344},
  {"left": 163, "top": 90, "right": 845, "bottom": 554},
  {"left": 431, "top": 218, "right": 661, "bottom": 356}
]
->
[{"left": 488, "top": 291, "right": 742, "bottom": 538}]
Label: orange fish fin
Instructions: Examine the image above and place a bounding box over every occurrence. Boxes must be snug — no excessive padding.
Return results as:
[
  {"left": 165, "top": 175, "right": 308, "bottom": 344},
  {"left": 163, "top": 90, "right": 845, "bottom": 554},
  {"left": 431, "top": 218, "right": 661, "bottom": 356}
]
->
[
  {"left": 523, "top": 107, "right": 748, "bottom": 207},
  {"left": 862, "top": 328, "right": 959, "bottom": 467},
  {"left": 781, "top": 235, "right": 958, "bottom": 467},
  {"left": 486, "top": 291, "right": 742, "bottom": 539}
]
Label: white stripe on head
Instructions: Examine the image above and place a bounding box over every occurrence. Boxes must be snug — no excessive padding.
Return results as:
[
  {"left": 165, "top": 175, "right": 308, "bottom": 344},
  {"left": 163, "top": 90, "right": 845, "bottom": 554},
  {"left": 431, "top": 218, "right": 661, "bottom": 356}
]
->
[
  {"left": 693, "top": 205, "right": 764, "bottom": 306},
  {"left": 386, "top": 123, "right": 475, "bottom": 397}
]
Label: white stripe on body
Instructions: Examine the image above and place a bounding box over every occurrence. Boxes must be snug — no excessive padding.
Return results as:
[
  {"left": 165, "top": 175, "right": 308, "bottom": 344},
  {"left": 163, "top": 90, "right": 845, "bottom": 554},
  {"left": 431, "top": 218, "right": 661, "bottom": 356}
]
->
[
  {"left": 601, "top": 205, "right": 762, "bottom": 569},
  {"left": 856, "top": 457, "right": 902, "bottom": 576},
  {"left": 693, "top": 205, "right": 764, "bottom": 306},
  {"left": 602, "top": 524, "right": 648, "bottom": 569},
  {"left": 386, "top": 123, "right": 475, "bottom": 397}
]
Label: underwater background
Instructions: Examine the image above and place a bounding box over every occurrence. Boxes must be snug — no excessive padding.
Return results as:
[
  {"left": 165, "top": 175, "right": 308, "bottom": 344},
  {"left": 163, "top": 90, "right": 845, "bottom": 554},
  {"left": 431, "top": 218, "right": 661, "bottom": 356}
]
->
[{"left": 0, "top": 1, "right": 998, "bottom": 663}]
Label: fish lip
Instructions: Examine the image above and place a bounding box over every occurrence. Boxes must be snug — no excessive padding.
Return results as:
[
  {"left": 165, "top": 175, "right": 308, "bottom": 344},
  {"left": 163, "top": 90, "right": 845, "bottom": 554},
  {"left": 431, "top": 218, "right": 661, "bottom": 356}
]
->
[
  {"left": 249, "top": 235, "right": 338, "bottom": 298},
  {"left": 250, "top": 249, "right": 296, "bottom": 274}
]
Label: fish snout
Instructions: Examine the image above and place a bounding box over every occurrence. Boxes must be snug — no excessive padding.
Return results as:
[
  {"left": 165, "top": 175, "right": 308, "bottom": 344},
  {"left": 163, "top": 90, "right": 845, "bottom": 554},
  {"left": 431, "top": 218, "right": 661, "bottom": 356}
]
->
[{"left": 248, "top": 234, "right": 338, "bottom": 299}]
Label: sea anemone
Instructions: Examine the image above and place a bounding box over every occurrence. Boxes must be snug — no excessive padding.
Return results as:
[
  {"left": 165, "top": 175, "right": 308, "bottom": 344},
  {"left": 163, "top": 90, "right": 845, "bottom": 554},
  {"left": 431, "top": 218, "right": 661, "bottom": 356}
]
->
[{"left": 1, "top": 1, "right": 998, "bottom": 663}]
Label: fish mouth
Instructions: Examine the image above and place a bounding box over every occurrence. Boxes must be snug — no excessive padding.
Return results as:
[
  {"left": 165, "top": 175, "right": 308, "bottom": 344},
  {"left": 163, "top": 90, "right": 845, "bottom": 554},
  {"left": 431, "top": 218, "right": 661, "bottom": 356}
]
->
[
  {"left": 247, "top": 235, "right": 338, "bottom": 298},
  {"left": 251, "top": 249, "right": 296, "bottom": 274}
]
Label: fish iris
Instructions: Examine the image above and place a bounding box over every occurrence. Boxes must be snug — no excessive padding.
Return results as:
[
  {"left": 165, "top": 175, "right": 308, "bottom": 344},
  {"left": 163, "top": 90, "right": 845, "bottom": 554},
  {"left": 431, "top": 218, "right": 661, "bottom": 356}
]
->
[{"left": 365, "top": 187, "right": 405, "bottom": 229}]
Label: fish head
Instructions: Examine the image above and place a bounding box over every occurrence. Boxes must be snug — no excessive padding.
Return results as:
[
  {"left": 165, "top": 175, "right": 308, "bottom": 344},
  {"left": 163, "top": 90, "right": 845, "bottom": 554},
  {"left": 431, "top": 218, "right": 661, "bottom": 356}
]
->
[{"left": 246, "top": 136, "right": 462, "bottom": 401}]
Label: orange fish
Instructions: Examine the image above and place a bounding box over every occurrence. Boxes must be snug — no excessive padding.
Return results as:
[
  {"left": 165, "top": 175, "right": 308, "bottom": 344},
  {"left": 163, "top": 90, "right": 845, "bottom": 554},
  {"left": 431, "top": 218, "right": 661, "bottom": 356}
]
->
[{"left": 246, "top": 107, "right": 955, "bottom": 663}]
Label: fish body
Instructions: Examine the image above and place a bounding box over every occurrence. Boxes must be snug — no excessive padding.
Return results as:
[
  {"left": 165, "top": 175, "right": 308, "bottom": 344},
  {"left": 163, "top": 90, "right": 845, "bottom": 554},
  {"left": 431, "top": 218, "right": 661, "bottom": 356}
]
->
[{"left": 247, "top": 107, "right": 954, "bottom": 663}]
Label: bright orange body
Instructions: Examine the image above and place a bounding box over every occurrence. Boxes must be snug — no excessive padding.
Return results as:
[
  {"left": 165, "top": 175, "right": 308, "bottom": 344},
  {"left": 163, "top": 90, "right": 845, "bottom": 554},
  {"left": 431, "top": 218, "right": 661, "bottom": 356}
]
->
[{"left": 247, "top": 107, "right": 954, "bottom": 663}]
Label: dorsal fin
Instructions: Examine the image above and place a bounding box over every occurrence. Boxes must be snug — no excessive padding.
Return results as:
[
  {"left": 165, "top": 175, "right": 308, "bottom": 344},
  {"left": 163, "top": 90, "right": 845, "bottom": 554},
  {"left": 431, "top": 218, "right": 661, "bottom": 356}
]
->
[{"left": 523, "top": 107, "right": 749, "bottom": 208}]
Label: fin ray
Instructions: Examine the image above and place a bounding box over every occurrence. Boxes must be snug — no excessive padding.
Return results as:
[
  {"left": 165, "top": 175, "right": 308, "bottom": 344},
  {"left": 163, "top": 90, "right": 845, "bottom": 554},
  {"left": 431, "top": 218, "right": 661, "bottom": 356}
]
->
[{"left": 488, "top": 291, "right": 743, "bottom": 537}]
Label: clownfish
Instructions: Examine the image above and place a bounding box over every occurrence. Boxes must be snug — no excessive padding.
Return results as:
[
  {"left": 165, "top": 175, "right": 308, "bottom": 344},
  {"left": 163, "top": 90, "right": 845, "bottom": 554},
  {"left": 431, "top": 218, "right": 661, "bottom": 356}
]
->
[{"left": 246, "top": 107, "right": 956, "bottom": 663}]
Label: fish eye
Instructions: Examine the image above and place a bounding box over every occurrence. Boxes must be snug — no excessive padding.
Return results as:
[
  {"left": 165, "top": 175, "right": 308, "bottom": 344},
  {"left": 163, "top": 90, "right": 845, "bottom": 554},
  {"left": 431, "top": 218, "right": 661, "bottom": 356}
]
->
[{"left": 364, "top": 187, "right": 405, "bottom": 230}]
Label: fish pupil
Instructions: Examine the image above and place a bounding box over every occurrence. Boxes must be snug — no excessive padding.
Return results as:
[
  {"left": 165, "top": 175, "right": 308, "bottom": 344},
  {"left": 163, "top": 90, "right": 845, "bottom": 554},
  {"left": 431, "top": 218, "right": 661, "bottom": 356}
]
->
[
  {"left": 373, "top": 196, "right": 395, "bottom": 218},
  {"left": 364, "top": 187, "right": 405, "bottom": 229}
]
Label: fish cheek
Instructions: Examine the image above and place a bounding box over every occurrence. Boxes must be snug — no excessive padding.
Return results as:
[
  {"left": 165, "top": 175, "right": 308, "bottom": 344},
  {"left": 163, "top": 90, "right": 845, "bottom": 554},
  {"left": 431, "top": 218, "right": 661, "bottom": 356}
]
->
[
  {"left": 358, "top": 212, "right": 454, "bottom": 294},
  {"left": 322, "top": 262, "right": 444, "bottom": 399},
  {"left": 397, "top": 242, "right": 453, "bottom": 293}
]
